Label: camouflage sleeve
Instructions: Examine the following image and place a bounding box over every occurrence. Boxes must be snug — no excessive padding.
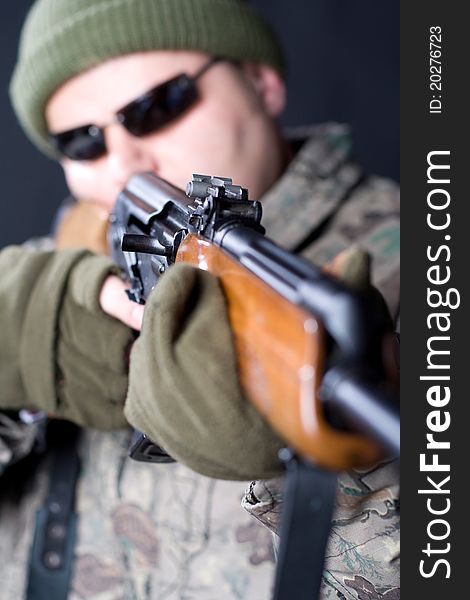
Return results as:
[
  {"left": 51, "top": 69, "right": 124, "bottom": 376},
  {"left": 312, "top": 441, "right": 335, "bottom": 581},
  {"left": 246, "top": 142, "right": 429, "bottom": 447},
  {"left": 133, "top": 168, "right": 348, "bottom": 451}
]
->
[{"left": 242, "top": 460, "right": 400, "bottom": 599}]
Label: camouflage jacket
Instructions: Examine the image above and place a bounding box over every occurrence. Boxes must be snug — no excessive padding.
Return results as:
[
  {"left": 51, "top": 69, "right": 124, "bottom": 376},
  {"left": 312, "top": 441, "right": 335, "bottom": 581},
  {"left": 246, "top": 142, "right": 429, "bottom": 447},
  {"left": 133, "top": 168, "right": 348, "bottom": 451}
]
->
[{"left": 0, "top": 123, "right": 399, "bottom": 600}]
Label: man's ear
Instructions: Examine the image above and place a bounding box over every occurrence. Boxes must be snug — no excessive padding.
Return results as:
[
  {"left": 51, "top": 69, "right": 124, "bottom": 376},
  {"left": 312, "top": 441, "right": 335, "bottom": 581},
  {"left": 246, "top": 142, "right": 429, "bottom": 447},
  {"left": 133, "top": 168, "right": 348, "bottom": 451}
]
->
[{"left": 241, "top": 63, "right": 286, "bottom": 117}]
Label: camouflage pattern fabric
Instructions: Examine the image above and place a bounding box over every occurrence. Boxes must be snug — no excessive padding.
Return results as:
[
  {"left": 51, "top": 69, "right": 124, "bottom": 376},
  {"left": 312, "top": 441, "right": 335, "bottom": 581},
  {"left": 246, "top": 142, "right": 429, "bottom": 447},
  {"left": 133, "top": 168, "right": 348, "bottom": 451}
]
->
[
  {"left": 0, "top": 123, "right": 399, "bottom": 599},
  {"left": 0, "top": 430, "right": 276, "bottom": 599},
  {"left": 71, "top": 431, "right": 276, "bottom": 600},
  {"left": 242, "top": 462, "right": 400, "bottom": 599}
]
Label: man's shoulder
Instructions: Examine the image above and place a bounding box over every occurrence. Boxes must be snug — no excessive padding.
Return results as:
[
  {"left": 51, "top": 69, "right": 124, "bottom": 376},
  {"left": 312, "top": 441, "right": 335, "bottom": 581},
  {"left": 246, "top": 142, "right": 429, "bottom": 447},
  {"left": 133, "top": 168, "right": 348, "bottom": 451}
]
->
[
  {"left": 261, "top": 122, "right": 362, "bottom": 248},
  {"left": 303, "top": 174, "right": 400, "bottom": 314}
]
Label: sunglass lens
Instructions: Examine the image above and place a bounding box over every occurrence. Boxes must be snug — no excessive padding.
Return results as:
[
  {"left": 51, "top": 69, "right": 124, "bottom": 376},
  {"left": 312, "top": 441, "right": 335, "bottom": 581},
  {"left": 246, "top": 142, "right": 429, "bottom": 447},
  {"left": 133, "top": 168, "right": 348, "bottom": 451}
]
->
[
  {"left": 49, "top": 124, "right": 106, "bottom": 160},
  {"left": 119, "top": 74, "right": 198, "bottom": 136}
]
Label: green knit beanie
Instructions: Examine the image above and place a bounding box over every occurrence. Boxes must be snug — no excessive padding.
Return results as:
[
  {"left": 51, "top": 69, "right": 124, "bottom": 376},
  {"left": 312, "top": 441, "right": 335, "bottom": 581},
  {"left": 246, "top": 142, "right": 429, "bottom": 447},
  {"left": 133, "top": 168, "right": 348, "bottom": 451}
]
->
[{"left": 10, "top": 0, "right": 284, "bottom": 157}]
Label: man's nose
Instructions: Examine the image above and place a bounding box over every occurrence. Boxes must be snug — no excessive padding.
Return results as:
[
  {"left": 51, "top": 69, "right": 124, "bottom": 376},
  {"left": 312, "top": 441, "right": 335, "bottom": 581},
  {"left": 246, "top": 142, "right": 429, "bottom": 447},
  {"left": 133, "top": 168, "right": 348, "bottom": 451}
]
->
[{"left": 105, "top": 124, "right": 156, "bottom": 188}]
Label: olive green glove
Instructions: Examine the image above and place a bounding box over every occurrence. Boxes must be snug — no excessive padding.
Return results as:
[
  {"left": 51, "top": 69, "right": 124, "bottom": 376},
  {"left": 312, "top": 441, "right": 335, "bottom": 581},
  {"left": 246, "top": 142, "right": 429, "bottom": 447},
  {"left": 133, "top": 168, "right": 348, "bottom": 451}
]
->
[
  {"left": 0, "top": 246, "right": 133, "bottom": 429},
  {"left": 125, "top": 263, "right": 285, "bottom": 480}
]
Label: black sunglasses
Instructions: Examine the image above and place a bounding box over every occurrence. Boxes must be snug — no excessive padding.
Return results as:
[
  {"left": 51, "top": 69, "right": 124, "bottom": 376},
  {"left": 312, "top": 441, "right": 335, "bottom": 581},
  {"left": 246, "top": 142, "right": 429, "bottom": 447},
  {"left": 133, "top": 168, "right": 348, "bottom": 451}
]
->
[{"left": 48, "top": 57, "right": 221, "bottom": 161}]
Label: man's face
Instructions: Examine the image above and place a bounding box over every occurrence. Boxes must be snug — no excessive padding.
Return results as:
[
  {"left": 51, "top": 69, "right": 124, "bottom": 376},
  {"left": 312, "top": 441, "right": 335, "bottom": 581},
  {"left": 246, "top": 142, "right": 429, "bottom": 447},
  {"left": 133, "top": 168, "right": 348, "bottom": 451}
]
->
[{"left": 46, "top": 50, "right": 287, "bottom": 211}]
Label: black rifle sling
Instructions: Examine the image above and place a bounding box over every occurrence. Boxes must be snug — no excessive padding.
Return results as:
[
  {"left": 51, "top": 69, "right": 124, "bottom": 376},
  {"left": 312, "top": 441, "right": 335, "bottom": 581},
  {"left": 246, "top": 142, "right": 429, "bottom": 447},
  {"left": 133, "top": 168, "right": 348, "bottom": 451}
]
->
[
  {"left": 273, "top": 450, "right": 338, "bottom": 600},
  {"left": 26, "top": 422, "right": 80, "bottom": 600}
]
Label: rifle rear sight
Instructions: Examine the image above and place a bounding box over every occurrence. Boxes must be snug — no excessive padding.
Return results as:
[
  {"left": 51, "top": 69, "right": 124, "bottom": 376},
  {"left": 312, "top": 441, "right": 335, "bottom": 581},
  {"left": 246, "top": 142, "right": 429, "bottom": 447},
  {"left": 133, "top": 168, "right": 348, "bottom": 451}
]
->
[{"left": 186, "top": 174, "right": 263, "bottom": 238}]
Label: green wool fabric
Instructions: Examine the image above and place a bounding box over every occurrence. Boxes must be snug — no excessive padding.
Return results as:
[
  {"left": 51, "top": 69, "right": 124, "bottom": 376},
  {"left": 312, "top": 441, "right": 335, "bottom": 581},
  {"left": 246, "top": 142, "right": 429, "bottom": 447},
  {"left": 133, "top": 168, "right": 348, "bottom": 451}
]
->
[
  {"left": 0, "top": 246, "right": 133, "bottom": 429},
  {"left": 10, "top": 0, "right": 284, "bottom": 156}
]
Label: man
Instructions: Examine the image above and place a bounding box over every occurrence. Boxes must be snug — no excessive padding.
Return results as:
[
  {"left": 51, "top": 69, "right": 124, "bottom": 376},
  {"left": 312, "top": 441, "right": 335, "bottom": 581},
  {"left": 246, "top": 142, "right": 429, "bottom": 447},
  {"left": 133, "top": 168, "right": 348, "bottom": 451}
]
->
[{"left": 0, "top": 0, "right": 400, "bottom": 598}]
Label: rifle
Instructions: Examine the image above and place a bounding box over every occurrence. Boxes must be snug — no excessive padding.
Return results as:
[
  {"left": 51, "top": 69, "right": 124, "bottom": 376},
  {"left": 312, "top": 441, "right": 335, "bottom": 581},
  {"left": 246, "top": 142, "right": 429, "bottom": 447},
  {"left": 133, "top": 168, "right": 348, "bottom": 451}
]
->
[{"left": 108, "top": 172, "right": 399, "bottom": 600}]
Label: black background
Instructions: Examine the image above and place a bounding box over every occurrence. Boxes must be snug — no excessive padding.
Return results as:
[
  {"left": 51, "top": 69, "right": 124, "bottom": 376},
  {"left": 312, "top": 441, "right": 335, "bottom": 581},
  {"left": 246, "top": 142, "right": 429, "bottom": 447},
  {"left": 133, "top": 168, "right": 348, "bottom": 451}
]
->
[{"left": 0, "top": 0, "right": 398, "bottom": 247}]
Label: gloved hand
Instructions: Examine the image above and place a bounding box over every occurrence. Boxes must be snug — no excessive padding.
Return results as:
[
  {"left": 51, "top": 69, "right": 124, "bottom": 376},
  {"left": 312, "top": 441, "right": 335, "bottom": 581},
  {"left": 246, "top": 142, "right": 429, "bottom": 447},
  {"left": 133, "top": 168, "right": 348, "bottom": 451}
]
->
[
  {"left": 0, "top": 246, "right": 135, "bottom": 429},
  {"left": 125, "top": 246, "right": 392, "bottom": 480},
  {"left": 125, "top": 263, "right": 286, "bottom": 480}
]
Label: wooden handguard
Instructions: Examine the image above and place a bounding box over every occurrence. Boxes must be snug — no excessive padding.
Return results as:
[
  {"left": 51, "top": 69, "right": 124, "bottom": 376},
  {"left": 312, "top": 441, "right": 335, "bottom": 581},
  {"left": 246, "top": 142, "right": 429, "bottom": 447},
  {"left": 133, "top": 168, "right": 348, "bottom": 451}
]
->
[{"left": 177, "top": 234, "right": 382, "bottom": 471}]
